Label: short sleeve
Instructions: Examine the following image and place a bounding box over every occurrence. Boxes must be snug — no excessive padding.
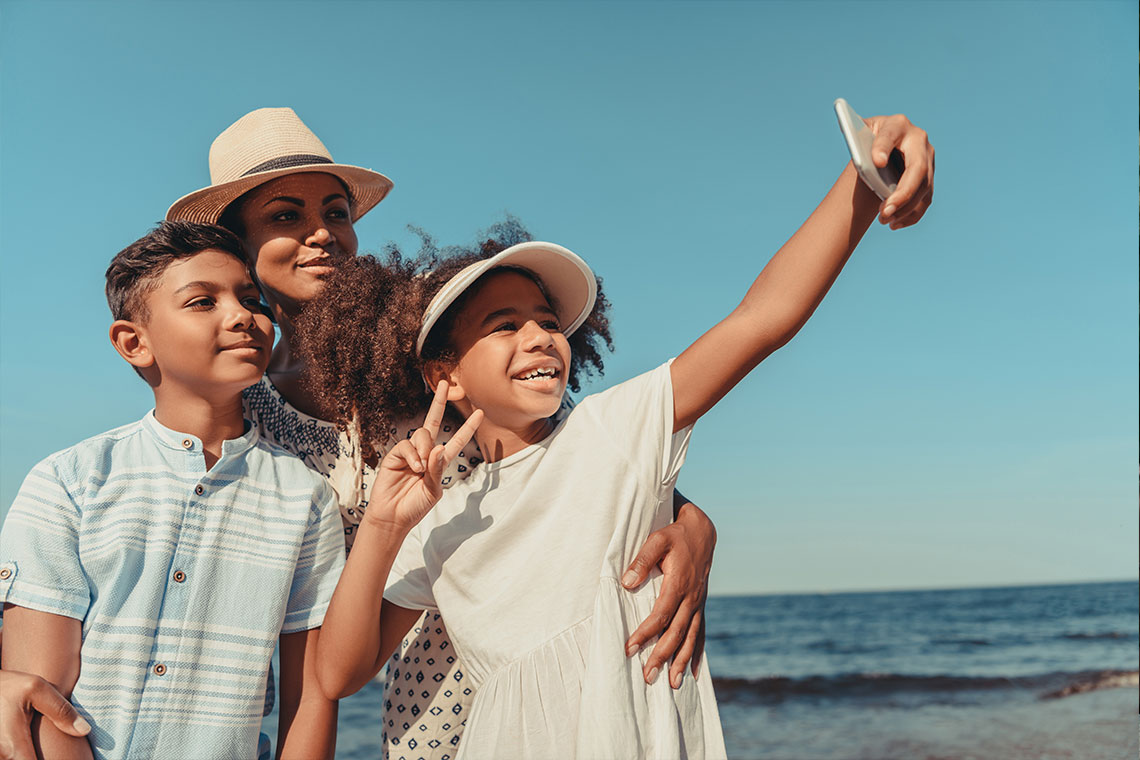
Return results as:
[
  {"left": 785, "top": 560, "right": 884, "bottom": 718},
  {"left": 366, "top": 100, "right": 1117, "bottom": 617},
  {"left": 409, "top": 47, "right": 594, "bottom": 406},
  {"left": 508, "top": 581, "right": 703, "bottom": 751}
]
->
[
  {"left": 382, "top": 524, "right": 435, "bottom": 611},
  {"left": 576, "top": 361, "right": 693, "bottom": 493},
  {"left": 0, "top": 460, "right": 90, "bottom": 620},
  {"left": 281, "top": 478, "right": 347, "bottom": 633}
]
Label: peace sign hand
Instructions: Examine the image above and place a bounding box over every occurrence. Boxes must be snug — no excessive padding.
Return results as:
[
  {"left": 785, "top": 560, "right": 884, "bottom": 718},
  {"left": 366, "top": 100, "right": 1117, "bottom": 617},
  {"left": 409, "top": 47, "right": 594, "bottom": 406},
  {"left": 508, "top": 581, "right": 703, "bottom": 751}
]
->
[{"left": 368, "top": 380, "right": 484, "bottom": 533}]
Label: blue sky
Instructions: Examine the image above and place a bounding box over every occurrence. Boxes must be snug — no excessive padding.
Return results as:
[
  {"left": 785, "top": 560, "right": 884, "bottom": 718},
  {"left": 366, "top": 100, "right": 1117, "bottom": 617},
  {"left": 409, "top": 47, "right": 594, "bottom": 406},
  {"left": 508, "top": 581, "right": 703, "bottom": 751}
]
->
[{"left": 1, "top": 1, "right": 1135, "bottom": 595}]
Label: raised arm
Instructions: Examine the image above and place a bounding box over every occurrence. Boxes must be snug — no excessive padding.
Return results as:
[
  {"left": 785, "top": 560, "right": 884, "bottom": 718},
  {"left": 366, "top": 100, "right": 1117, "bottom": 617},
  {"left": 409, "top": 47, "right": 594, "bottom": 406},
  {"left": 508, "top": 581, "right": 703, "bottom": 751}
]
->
[
  {"left": 671, "top": 114, "right": 934, "bottom": 432},
  {"left": 0, "top": 606, "right": 91, "bottom": 760}
]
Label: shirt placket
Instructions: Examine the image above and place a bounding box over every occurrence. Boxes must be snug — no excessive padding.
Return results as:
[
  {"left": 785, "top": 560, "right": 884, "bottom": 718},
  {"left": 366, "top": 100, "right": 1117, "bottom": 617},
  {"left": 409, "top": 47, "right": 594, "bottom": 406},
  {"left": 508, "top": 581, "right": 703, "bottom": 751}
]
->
[{"left": 141, "top": 437, "right": 205, "bottom": 741}]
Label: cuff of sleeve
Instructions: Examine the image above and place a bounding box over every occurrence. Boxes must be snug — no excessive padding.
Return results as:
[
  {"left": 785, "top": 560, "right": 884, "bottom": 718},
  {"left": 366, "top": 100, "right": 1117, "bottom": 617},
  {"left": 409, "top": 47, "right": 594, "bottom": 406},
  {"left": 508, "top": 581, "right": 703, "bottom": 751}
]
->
[
  {"left": 0, "top": 562, "right": 88, "bottom": 621},
  {"left": 280, "top": 602, "right": 329, "bottom": 635}
]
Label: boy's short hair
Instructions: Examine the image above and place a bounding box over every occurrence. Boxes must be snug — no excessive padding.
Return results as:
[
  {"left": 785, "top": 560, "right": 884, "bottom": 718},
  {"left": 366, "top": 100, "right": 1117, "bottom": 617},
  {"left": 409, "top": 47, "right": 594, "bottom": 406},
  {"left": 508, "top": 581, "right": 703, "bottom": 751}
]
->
[{"left": 105, "top": 221, "right": 247, "bottom": 323}]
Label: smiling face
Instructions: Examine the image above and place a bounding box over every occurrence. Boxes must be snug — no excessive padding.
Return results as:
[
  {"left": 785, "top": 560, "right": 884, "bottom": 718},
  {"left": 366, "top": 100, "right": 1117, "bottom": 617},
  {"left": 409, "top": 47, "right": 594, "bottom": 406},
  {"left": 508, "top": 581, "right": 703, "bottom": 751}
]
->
[
  {"left": 441, "top": 270, "right": 571, "bottom": 435},
  {"left": 233, "top": 172, "right": 359, "bottom": 319},
  {"left": 132, "top": 250, "right": 274, "bottom": 399}
]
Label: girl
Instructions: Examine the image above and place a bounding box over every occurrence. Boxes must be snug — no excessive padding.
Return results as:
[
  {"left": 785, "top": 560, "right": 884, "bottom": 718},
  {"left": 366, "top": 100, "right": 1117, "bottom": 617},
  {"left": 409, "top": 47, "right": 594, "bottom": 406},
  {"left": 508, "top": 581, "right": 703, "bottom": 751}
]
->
[{"left": 306, "top": 112, "right": 935, "bottom": 758}]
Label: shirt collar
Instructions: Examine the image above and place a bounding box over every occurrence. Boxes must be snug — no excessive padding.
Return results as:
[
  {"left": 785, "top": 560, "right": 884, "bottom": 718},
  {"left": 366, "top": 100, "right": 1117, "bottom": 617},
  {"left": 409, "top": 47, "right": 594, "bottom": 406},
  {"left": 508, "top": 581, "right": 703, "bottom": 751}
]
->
[{"left": 142, "top": 410, "right": 259, "bottom": 459}]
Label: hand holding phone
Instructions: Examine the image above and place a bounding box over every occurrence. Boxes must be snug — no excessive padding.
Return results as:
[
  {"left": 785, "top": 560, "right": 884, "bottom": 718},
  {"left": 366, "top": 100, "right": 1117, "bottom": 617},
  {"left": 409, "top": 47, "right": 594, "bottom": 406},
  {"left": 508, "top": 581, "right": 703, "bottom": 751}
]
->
[{"left": 834, "top": 98, "right": 901, "bottom": 201}]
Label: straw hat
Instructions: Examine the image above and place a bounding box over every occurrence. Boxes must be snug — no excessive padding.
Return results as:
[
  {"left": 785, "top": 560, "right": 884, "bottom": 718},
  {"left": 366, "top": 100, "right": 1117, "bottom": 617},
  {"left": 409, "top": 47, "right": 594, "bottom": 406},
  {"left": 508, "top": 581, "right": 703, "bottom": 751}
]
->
[
  {"left": 166, "top": 107, "right": 393, "bottom": 224},
  {"left": 416, "top": 242, "right": 597, "bottom": 356}
]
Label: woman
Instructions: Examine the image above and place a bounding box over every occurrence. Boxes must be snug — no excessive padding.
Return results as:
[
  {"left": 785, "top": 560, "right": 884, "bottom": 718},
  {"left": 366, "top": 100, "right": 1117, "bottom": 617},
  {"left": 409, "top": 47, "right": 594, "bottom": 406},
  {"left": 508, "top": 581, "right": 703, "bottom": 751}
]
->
[{"left": 0, "top": 107, "right": 718, "bottom": 760}]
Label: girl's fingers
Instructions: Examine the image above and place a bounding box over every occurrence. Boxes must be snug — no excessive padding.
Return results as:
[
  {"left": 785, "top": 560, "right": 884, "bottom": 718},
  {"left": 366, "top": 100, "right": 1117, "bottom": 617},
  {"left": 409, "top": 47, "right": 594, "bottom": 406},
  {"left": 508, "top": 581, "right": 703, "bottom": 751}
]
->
[
  {"left": 424, "top": 443, "right": 448, "bottom": 498},
  {"left": 410, "top": 427, "right": 436, "bottom": 464},
  {"left": 422, "top": 380, "right": 450, "bottom": 438},
  {"left": 442, "top": 409, "right": 483, "bottom": 463},
  {"left": 882, "top": 131, "right": 933, "bottom": 220},
  {"left": 868, "top": 115, "right": 908, "bottom": 168},
  {"left": 889, "top": 187, "right": 934, "bottom": 229},
  {"left": 387, "top": 439, "right": 424, "bottom": 474}
]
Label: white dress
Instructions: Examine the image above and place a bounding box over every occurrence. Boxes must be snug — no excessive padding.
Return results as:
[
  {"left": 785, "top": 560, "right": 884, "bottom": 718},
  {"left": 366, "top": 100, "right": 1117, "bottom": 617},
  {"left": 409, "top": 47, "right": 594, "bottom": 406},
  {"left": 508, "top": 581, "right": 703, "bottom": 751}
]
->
[{"left": 384, "top": 364, "right": 726, "bottom": 760}]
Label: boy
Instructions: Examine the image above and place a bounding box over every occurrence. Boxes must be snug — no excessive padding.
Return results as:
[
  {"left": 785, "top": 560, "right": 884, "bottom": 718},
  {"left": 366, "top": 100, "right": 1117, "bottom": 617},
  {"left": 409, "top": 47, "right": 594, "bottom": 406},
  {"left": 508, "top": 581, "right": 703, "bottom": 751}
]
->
[{"left": 0, "top": 221, "right": 345, "bottom": 759}]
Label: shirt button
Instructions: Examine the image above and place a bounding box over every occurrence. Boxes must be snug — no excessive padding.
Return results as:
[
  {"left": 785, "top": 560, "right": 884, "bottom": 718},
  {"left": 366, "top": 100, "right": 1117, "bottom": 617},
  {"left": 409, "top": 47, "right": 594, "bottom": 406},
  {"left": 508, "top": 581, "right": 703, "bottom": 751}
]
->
[
  {"left": 153, "top": 663, "right": 167, "bottom": 676},
  {"left": 194, "top": 485, "right": 204, "bottom": 495},
  {"left": 0, "top": 568, "right": 11, "bottom": 580},
  {"left": 182, "top": 439, "right": 193, "bottom": 449},
  {"left": 173, "top": 570, "right": 186, "bottom": 583}
]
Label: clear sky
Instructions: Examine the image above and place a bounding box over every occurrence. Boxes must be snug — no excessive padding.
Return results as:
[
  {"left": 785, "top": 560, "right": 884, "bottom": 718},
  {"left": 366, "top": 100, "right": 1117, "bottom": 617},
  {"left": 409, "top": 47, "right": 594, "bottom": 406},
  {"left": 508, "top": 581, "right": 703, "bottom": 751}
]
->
[{"left": 1, "top": 0, "right": 1136, "bottom": 595}]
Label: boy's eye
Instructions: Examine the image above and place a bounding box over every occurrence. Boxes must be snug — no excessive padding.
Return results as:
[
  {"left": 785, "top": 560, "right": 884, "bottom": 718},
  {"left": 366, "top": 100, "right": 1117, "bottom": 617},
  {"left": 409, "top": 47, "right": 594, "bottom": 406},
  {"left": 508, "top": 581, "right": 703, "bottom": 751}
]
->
[
  {"left": 241, "top": 296, "right": 263, "bottom": 309},
  {"left": 187, "top": 297, "right": 214, "bottom": 310}
]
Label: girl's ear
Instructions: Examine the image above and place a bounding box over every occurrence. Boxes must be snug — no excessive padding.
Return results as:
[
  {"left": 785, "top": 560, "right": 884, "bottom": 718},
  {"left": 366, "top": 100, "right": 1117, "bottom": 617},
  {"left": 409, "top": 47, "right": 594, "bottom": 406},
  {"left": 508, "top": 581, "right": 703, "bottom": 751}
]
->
[
  {"left": 109, "top": 320, "right": 154, "bottom": 369},
  {"left": 423, "top": 360, "right": 465, "bottom": 402}
]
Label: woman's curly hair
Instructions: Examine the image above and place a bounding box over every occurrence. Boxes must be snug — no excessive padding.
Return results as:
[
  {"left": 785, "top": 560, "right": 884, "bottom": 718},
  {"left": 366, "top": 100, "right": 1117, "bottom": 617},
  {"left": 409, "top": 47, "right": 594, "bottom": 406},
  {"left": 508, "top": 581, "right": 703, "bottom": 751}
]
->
[{"left": 296, "top": 218, "right": 614, "bottom": 447}]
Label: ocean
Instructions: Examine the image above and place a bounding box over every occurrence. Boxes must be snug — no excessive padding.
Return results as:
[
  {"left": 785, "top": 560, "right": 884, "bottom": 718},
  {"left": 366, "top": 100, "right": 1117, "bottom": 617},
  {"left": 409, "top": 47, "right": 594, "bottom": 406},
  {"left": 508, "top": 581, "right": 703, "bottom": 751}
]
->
[{"left": 270, "top": 581, "right": 1139, "bottom": 759}]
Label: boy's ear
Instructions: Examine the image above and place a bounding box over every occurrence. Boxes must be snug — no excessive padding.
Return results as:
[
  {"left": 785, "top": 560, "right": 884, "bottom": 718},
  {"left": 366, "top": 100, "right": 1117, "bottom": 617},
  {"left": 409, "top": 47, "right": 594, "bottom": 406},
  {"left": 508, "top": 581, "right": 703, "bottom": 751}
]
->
[
  {"left": 109, "top": 319, "right": 154, "bottom": 369},
  {"left": 422, "top": 360, "right": 465, "bottom": 402}
]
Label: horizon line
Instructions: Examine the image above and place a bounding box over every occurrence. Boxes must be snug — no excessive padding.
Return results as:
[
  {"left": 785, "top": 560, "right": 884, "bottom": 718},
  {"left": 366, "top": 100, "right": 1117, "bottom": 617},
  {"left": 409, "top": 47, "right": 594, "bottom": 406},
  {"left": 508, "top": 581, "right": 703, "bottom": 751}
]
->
[{"left": 708, "top": 576, "right": 1138, "bottom": 599}]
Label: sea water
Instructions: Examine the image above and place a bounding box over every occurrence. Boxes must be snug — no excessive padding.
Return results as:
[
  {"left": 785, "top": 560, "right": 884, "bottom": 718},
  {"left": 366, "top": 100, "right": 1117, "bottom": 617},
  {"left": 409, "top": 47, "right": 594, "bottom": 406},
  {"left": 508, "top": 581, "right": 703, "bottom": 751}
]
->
[{"left": 270, "top": 581, "right": 1138, "bottom": 759}]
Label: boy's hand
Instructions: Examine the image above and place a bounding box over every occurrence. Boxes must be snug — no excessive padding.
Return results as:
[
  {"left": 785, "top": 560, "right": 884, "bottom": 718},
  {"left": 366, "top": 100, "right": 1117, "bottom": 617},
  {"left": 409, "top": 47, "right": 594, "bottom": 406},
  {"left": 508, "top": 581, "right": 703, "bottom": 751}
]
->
[
  {"left": 0, "top": 669, "right": 90, "bottom": 760},
  {"left": 370, "top": 381, "right": 483, "bottom": 531},
  {"left": 865, "top": 114, "right": 935, "bottom": 229}
]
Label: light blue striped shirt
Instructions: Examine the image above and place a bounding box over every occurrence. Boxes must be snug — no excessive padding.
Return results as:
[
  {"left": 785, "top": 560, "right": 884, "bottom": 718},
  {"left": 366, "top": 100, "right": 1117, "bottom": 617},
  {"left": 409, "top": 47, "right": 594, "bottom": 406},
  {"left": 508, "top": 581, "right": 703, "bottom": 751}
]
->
[{"left": 0, "top": 411, "right": 345, "bottom": 760}]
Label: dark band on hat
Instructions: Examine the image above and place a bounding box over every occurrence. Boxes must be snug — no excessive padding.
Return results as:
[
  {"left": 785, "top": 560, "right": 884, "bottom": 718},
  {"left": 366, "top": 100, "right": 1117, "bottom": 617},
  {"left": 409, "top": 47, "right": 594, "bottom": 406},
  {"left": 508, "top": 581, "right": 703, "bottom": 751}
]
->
[{"left": 241, "top": 154, "right": 334, "bottom": 177}]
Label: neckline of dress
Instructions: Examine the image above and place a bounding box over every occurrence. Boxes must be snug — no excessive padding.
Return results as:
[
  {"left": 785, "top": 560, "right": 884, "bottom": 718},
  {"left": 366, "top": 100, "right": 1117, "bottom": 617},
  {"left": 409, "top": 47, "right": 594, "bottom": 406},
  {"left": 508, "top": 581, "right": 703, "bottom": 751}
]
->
[
  {"left": 258, "top": 374, "right": 336, "bottom": 428},
  {"left": 475, "top": 413, "right": 569, "bottom": 473}
]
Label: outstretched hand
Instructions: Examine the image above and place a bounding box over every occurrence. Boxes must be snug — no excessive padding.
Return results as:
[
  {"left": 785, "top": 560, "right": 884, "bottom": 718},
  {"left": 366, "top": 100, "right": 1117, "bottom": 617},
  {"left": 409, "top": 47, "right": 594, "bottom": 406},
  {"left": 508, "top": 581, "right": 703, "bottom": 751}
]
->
[
  {"left": 369, "top": 381, "right": 484, "bottom": 532},
  {"left": 865, "top": 113, "right": 935, "bottom": 229}
]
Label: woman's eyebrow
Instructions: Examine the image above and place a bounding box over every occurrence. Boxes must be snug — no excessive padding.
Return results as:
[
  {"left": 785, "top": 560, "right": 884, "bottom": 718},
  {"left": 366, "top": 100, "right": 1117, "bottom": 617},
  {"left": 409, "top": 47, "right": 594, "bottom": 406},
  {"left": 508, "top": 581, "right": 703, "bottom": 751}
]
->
[
  {"left": 262, "top": 195, "right": 304, "bottom": 208},
  {"left": 322, "top": 193, "right": 347, "bottom": 205}
]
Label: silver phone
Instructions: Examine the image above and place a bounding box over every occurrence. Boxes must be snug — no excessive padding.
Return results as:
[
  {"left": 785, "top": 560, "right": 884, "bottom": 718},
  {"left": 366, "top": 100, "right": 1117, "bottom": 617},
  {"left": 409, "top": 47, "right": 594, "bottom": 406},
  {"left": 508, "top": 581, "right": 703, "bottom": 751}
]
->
[{"left": 834, "top": 98, "right": 899, "bottom": 200}]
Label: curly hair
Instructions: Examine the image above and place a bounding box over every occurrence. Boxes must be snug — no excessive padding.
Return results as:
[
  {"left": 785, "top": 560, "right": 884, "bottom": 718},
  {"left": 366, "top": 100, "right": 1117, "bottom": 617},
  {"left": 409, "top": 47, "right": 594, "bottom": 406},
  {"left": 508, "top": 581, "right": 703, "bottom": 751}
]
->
[{"left": 296, "top": 219, "right": 614, "bottom": 447}]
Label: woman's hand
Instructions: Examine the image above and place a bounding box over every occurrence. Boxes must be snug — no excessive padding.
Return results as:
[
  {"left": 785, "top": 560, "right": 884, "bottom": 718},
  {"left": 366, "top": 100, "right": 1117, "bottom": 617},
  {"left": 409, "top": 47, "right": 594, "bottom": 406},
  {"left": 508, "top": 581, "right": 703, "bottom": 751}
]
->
[
  {"left": 0, "top": 668, "right": 90, "bottom": 760},
  {"left": 865, "top": 113, "right": 935, "bottom": 229},
  {"left": 368, "top": 381, "right": 483, "bottom": 532},
  {"left": 620, "top": 497, "right": 716, "bottom": 688}
]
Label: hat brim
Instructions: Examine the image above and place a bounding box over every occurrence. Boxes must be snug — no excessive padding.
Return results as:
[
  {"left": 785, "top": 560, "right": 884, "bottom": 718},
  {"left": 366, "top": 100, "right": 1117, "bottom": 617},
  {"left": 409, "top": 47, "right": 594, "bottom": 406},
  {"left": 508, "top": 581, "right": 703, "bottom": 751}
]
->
[
  {"left": 165, "top": 162, "right": 393, "bottom": 224},
  {"left": 416, "top": 241, "right": 598, "bottom": 356}
]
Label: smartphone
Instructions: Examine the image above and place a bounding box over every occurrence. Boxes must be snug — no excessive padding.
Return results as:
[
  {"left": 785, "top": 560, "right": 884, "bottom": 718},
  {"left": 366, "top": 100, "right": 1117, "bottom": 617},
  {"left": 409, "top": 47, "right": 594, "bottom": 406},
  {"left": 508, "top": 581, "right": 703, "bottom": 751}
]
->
[{"left": 834, "top": 98, "right": 900, "bottom": 201}]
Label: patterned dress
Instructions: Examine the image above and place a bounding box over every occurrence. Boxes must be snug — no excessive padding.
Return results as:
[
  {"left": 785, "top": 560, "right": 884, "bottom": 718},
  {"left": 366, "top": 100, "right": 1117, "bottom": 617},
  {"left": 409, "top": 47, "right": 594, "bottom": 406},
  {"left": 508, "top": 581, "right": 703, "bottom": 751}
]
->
[{"left": 242, "top": 376, "right": 480, "bottom": 759}]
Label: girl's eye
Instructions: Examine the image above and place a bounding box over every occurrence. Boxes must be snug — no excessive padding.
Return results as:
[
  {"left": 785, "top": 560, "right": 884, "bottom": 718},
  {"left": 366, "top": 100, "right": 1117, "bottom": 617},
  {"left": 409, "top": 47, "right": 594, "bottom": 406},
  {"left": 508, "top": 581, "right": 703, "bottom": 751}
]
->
[
  {"left": 542, "top": 320, "right": 561, "bottom": 331},
  {"left": 493, "top": 322, "right": 517, "bottom": 333}
]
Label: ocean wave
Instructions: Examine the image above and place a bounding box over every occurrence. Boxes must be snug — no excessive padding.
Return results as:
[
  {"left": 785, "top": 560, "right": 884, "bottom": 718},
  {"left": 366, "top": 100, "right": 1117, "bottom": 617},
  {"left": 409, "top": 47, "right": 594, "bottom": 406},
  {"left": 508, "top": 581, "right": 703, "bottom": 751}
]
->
[
  {"left": 1061, "top": 631, "right": 1137, "bottom": 641},
  {"left": 711, "top": 669, "right": 1140, "bottom": 703},
  {"left": 1041, "top": 669, "right": 1139, "bottom": 699}
]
